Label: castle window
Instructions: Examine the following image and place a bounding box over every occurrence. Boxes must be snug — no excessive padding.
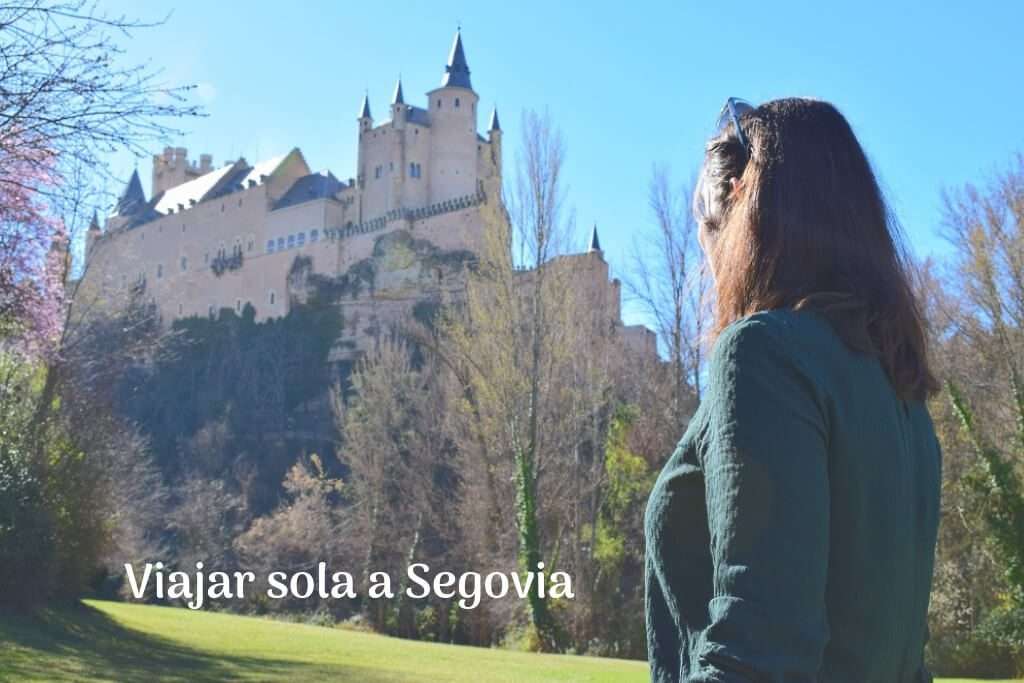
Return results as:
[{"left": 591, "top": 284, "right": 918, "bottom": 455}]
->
[
  {"left": 236, "top": 299, "right": 241, "bottom": 312},
  {"left": 455, "top": 97, "right": 460, "bottom": 108},
  {"left": 297, "top": 232, "right": 306, "bottom": 246},
  {"left": 310, "top": 229, "right": 319, "bottom": 243},
  {"left": 389, "top": 162, "right": 393, "bottom": 171},
  {"left": 374, "top": 166, "right": 381, "bottom": 179},
  {"left": 178, "top": 303, "right": 183, "bottom": 315},
  {"left": 248, "top": 240, "right": 254, "bottom": 252},
  {"left": 437, "top": 98, "right": 441, "bottom": 108},
  {"left": 287, "top": 234, "right": 295, "bottom": 248},
  {"left": 267, "top": 240, "right": 275, "bottom": 253},
  {"left": 277, "top": 237, "right": 285, "bottom": 250},
  {"left": 180, "top": 256, "right": 187, "bottom": 271},
  {"left": 157, "top": 264, "right": 163, "bottom": 279},
  {"left": 238, "top": 199, "right": 242, "bottom": 207},
  {"left": 269, "top": 291, "right": 276, "bottom": 306},
  {"left": 182, "top": 224, "right": 187, "bottom": 233}
]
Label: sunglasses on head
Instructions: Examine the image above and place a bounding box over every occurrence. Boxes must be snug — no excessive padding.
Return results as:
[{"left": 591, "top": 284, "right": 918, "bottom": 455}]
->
[
  {"left": 694, "top": 98, "right": 756, "bottom": 222},
  {"left": 715, "top": 97, "right": 755, "bottom": 155}
]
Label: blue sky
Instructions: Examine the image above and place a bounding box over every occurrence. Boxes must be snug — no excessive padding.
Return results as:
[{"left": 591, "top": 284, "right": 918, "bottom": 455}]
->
[{"left": 104, "top": 0, "right": 1024, "bottom": 326}]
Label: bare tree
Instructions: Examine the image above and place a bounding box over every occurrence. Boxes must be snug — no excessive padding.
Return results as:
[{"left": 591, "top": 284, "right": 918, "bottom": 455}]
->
[
  {"left": 921, "top": 152, "right": 1024, "bottom": 673},
  {"left": 0, "top": 0, "right": 202, "bottom": 202},
  {"left": 436, "top": 110, "right": 596, "bottom": 651},
  {"left": 235, "top": 455, "right": 347, "bottom": 612},
  {"left": 627, "top": 164, "right": 709, "bottom": 413},
  {"left": 333, "top": 336, "right": 450, "bottom": 632}
]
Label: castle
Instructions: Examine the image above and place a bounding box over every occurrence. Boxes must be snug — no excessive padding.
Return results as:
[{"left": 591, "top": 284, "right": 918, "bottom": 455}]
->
[{"left": 81, "top": 31, "right": 656, "bottom": 361}]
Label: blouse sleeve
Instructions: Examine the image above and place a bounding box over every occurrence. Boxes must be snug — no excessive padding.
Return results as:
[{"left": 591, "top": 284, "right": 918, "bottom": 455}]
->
[{"left": 693, "top": 315, "right": 831, "bottom": 682}]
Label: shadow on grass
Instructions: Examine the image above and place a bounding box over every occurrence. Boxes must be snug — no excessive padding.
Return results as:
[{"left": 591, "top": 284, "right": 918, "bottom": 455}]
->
[{"left": 0, "top": 602, "right": 400, "bottom": 682}]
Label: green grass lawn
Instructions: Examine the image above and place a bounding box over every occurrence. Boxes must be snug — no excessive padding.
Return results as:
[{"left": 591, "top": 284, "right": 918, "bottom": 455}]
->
[{"left": 0, "top": 599, "right": 1016, "bottom": 682}]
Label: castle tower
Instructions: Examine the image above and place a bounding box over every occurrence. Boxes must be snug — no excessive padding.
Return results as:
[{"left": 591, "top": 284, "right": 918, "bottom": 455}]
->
[
  {"left": 358, "top": 93, "right": 373, "bottom": 133},
  {"left": 426, "top": 30, "right": 480, "bottom": 201},
  {"left": 488, "top": 107, "right": 502, "bottom": 174},
  {"left": 589, "top": 224, "right": 603, "bottom": 255},
  {"left": 391, "top": 78, "right": 406, "bottom": 120},
  {"left": 151, "top": 147, "right": 211, "bottom": 196},
  {"left": 106, "top": 169, "right": 147, "bottom": 232},
  {"left": 389, "top": 78, "right": 409, "bottom": 215},
  {"left": 356, "top": 93, "right": 373, "bottom": 221},
  {"left": 85, "top": 210, "right": 102, "bottom": 259}
]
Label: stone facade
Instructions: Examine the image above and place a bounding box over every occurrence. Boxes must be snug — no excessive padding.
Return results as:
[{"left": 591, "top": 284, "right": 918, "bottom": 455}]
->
[{"left": 80, "top": 31, "right": 653, "bottom": 363}]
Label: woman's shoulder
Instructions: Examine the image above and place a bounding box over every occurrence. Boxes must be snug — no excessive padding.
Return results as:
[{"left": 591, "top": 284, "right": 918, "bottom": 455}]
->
[
  {"left": 715, "top": 308, "right": 837, "bottom": 358},
  {"left": 710, "top": 309, "right": 842, "bottom": 392}
]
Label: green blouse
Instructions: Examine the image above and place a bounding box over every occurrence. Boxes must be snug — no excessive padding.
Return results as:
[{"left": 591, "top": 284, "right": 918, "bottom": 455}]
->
[{"left": 644, "top": 309, "right": 941, "bottom": 682}]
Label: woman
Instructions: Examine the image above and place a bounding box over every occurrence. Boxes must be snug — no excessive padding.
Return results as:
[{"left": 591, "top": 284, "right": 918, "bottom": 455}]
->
[{"left": 644, "top": 98, "right": 941, "bottom": 682}]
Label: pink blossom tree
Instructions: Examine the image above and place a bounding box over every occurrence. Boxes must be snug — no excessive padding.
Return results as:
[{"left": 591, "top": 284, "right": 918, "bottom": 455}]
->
[{"left": 0, "top": 133, "right": 65, "bottom": 356}]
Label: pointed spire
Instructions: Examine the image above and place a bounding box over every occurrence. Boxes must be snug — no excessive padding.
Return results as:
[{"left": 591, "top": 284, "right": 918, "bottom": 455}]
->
[
  {"left": 358, "top": 93, "right": 372, "bottom": 120},
  {"left": 441, "top": 29, "right": 472, "bottom": 89},
  {"left": 88, "top": 210, "right": 101, "bottom": 232},
  {"left": 392, "top": 78, "right": 405, "bottom": 105},
  {"left": 488, "top": 107, "right": 501, "bottom": 132},
  {"left": 115, "top": 169, "right": 146, "bottom": 216},
  {"left": 589, "top": 224, "right": 602, "bottom": 253}
]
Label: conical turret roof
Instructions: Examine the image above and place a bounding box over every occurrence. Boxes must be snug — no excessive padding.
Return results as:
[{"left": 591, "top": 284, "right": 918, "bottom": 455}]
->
[{"left": 441, "top": 29, "right": 472, "bottom": 89}]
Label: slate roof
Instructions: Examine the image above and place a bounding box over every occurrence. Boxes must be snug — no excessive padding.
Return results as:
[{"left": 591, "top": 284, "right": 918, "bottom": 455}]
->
[
  {"left": 406, "top": 106, "right": 431, "bottom": 127},
  {"left": 153, "top": 162, "right": 238, "bottom": 215},
  {"left": 113, "top": 152, "right": 299, "bottom": 229},
  {"left": 441, "top": 30, "right": 472, "bottom": 89},
  {"left": 274, "top": 171, "right": 344, "bottom": 211},
  {"left": 114, "top": 169, "right": 146, "bottom": 216}
]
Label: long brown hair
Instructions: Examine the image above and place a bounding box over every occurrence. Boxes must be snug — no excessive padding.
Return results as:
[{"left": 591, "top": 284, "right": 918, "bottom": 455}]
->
[{"left": 695, "top": 98, "right": 937, "bottom": 401}]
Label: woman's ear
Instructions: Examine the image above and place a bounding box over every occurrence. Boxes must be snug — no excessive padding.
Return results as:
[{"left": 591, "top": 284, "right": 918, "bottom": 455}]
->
[{"left": 729, "top": 177, "right": 743, "bottom": 197}]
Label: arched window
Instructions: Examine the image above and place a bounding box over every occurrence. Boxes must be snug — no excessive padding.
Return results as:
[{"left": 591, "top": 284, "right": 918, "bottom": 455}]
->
[
  {"left": 267, "top": 239, "right": 275, "bottom": 253},
  {"left": 297, "top": 232, "right": 306, "bottom": 246},
  {"left": 157, "top": 264, "right": 163, "bottom": 279},
  {"left": 287, "top": 234, "right": 295, "bottom": 248},
  {"left": 180, "top": 256, "right": 187, "bottom": 271},
  {"left": 277, "top": 237, "right": 285, "bottom": 250},
  {"left": 310, "top": 229, "right": 319, "bottom": 243},
  {"left": 269, "top": 290, "right": 276, "bottom": 305},
  {"left": 455, "top": 97, "right": 460, "bottom": 108}
]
